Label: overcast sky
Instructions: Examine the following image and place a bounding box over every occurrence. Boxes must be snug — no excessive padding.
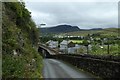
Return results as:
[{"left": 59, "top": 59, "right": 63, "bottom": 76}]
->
[{"left": 24, "top": 0, "right": 119, "bottom": 29}]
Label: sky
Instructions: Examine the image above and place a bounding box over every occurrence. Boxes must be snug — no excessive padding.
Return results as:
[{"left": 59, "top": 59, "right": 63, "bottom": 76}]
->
[{"left": 24, "top": 0, "right": 119, "bottom": 29}]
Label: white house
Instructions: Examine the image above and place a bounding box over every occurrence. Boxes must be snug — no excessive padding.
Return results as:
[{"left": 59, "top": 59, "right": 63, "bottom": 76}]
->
[
  {"left": 68, "top": 47, "right": 76, "bottom": 54},
  {"left": 68, "top": 44, "right": 81, "bottom": 54},
  {"left": 46, "top": 40, "right": 58, "bottom": 48},
  {"left": 59, "top": 40, "right": 68, "bottom": 50},
  {"left": 59, "top": 40, "right": 76, "bottom": 54},
  {"left": 75, "top": 44, "right": 81, "bottom": 49}
]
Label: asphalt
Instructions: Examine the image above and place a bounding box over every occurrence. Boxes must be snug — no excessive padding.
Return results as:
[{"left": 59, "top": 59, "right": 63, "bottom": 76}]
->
[{"left": 42, "top": 59, "right": 96, "bottom": 79}]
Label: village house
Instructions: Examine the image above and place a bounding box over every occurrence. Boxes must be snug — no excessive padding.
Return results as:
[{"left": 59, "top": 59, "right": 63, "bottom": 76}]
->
[
  {"left": 59, "top": 40, "right": 68, "bottom": 50},
  {"left": 46, "top": 40, "right": 58, "bottom": 49},
  {"left": 59, "top": 40, "right": 76, "bottom": 54},
  {"left": 68, "top": 44, "right": 82, "bottom": 54}
]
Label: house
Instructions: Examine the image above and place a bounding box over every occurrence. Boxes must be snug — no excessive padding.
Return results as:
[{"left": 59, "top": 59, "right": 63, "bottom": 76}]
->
[
  {"left": 46, "top": 40, "right": 58, "bottom": 48},
  {"left": 59, "top": 40, "right": 75, "bottom": 54},
  {"left": 60, "top": 40, "right": 75, "bottom": 49},
  {"left": 68, "top": 44, "right": 81, "bottom": 54},
  {"left": 68, "top": 47, "right": 76, "bottom": 54},
  {"left": 68, "top": 41, "right": 75, "bottom": 48},
  {"left": 59, "top": 40, "right": 68, "bottom": 51}
]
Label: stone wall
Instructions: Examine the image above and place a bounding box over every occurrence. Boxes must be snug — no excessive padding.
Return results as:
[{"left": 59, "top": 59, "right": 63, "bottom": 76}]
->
[{"left": 52, "top": 54, "right": 120, "bottom": 79}]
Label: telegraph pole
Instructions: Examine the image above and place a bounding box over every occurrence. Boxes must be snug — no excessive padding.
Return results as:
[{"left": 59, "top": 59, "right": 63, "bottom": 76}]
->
[
  {"left": 66, "top": 33, "right": 68, "bottom": 54},
  {"left": 107, "top": 38, "right": 110, "bottom": 54}
]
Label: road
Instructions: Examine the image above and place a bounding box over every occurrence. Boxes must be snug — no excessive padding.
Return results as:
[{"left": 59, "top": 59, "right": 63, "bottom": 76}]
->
[{"left": 42, "top": 59, "right": 95, "bottom": 79}]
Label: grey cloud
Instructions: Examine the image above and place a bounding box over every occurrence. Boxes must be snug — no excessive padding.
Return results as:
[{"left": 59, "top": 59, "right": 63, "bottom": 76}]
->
[{"left": 25, "top": 2, "right": 118, "bottom": 29}]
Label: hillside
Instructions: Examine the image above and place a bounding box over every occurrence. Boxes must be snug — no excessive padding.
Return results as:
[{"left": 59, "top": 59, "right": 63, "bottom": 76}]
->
[
  {"left": 60, "top": 28, "right": 119, "bottom": 37},
  {"left": 40, "top": 24, "right": 80, "bottom": 35},
  {"left": 40, "top": 24, "right": 105, "bottom": 36},
  {"left": 2, "top": 2, "right": 43, "bottom": 78}
]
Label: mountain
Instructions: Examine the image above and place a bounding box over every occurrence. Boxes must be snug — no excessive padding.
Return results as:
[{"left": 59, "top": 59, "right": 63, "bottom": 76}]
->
[
  {"left": 40, "top": 24, "right": 80, "bottom": 34},
  {"left": 39, "top": 24, "right": 104, "bottom": 35}
]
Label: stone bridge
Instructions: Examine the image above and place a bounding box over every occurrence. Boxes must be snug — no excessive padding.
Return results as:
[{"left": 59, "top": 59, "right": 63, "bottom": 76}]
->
[{"left": 38, "top": 43, "right": 58, "bottom": 58}]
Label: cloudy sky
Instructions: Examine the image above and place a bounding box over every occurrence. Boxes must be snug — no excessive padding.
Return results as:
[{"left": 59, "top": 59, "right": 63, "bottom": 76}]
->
[{"left": 24, "top": 0, "right": 119, "bottom": 29}]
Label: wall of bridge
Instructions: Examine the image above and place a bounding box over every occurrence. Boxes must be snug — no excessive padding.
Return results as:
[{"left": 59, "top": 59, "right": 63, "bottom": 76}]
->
[
  {"left": 52, "top": 54, "right": 120, "bottom": 79},
  {"left": 38, "top": 47, "right": 51, "bottom": 58}
]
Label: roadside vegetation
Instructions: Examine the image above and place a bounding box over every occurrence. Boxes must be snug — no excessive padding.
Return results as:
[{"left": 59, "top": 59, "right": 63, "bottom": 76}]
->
[{"left": 2, "top": 1, "right": 43, "bottom": 78}]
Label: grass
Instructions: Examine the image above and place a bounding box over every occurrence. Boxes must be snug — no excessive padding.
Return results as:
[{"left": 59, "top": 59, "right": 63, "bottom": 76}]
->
[
  {"left": 77, "top": 44, "right": 119, "bottom": 56},
  {"left": 90, "top": 44, "right": 119, "bottom": 55},
  {"left": 61, "top": 28, "right": 119, "bottom": 37},
  {"left": 2, "top": 45, "right": 43, "bottom": 78},
  {"left": 2, "top": 2, "right": 43, "bottom": 78},
  {"left": 60, "top": 28, "right": 119, "bottom": 56},
  {"left": 70, "top": 40, "right": 83, "bottom": 44}
]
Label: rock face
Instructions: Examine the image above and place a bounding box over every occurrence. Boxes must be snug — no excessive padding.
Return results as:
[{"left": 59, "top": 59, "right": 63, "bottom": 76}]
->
[
  {"left": 2, "top": 2, "right": 39, "bottom": 54},
  {"left": 2, "top": 2, "right": 43, "bottom": 78}
]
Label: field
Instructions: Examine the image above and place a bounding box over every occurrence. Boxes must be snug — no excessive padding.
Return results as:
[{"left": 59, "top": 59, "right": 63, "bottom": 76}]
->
[
  {"left": 90, "top": 44, "right": 119, "bottom": 55},
  {"left": 77, "top": 44, "right": 119, "bottom": 56},
  {"left": 60, "top": 28, "right": 119, "bottom": 37},
  {"left": 70, "top": 40, "right": 83, "bottom": 44},
  {"left": 67, "top": 28, "right": 120, "bottom": 56}
]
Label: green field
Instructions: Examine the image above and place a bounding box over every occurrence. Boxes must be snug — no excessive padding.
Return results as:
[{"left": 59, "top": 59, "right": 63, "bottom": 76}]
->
[
  {"left": 77, "top": 44, "right": 119, "bottom": 56},
  {"left": 70, "top": 40, "right": 83, "bottom": 44},
  {"left": 90, "top": 44, "right": 119, "bottom": 56},
  {"left": 60, "top": 28, "right": 119, "bottom": 37}
]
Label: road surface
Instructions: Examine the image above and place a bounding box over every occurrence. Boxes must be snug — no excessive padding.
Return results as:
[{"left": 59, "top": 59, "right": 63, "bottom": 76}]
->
[{"left": 42, "top": 59, "right": 95, "bottom": 79}]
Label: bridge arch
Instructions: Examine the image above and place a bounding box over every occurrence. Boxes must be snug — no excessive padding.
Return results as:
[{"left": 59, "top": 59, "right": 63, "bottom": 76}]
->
[{"left": 38, "top": 46, "right": 51, "bottom": 58}]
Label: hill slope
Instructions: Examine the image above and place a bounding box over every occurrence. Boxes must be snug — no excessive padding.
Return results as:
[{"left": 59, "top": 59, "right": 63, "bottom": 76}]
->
[
  {"left": 2, "top": 2, "right": 43, "bottom": 78},
  {"left": 40, "top": 24, "right": 80, "bottom": 34},
  {"left": 60, "top": 28, "right": 119, "bottom": 37}
]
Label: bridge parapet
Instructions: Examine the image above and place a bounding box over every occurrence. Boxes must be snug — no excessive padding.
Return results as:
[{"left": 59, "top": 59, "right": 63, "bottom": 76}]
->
[
  {"left": 52, "top": 54, "right": 120, "bottom": 79},
  {"left": 39, "top": 43, "right": 59, "bottom": 55},
  {"left": 38, "top": 43, "right": 59, "bottom": 58}
]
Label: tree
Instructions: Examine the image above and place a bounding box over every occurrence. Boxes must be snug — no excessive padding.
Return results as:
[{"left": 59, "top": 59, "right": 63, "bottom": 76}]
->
[
  {"left": 104, "top": 38, "right": 114, "bottom": 54},
  {"left": 82, "top": 40, "right": 90, "bottom": 54}
]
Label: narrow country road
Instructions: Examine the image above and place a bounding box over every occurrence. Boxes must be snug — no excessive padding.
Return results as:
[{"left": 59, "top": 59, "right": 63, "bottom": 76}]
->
[{"left": 42, "top": 59, "right": 95, "bottom": 79}]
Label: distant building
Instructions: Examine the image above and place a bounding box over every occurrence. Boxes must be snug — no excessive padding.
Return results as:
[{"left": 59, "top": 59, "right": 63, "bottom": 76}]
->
[
  {"left": 59, "top": 40, "right": 68, "bottom": 50},
  {"left": 68, "top": 41, "right": 75, "bottom": 48},
  {"left": 46, "top": 40, "right": 58, "bottom": 48},
  {"left": 68, "top": 47, "right": 76, "bottom": 53},
  {"left": 59, "top": 40, "right": 75, "bottom": 54},
  {"left": 88, "top": 44, "right": 92, "bottom": 50},
  {"left": 68, "top": 44, "right": 81, "bottom": 54},
  {"left": 75, "top": 44, "right": 81, "bottom": 49}
]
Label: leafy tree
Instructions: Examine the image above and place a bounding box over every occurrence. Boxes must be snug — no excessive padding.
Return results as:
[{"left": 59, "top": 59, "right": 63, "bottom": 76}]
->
[
  {"left": 104, "top": 38, "right": 115, "bottom": 54},
  {"left": 82, "top": 40, "right": 90, "bottom": 54}
]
